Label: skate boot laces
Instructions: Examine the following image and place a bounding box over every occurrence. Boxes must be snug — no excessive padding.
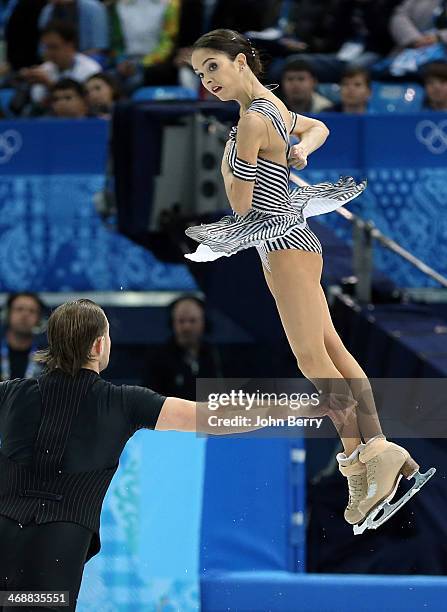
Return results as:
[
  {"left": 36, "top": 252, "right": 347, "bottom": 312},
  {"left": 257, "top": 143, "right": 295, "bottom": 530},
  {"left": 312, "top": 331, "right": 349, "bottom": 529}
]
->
[
  {"left": 365, "top": 456, "right": 380, "bottom": 499},
  {"left": 347, "top": 473, "right": 366, "bottom": 508}
]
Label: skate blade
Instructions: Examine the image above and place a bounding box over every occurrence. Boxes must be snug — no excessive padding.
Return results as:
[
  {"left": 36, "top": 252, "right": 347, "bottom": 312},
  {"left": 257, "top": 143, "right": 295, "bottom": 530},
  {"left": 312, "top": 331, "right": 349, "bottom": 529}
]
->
[
  {"left": 353, "top": 472, "right": 404, "bottom": 534},
  {"left": 353, "top": 467, "right": 436, "bottom": 536}
]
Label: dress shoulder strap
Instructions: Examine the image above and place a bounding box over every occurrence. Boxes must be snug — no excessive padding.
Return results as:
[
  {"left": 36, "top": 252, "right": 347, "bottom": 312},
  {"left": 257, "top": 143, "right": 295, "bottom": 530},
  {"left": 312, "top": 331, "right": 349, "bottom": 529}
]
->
[
  {"left": 247, "top": 98, "right": 289, "bottom": 143},
  {"left": 289, "top": 110, "right": 298, "bottom": 134}
]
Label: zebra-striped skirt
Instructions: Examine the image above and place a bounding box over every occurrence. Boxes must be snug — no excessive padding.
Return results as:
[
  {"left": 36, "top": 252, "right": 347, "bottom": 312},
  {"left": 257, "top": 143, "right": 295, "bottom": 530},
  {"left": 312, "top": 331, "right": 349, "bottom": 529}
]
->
[{"left": 184, "top": 176, "right": 367, "bottom": 271}]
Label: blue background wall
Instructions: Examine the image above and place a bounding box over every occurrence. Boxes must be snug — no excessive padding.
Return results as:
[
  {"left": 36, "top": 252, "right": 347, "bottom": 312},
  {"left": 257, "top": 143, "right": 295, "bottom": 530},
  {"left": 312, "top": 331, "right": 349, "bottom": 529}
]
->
[
  {"left": 300, "top": 113, "right": 447, "bottom": 288},
  {"left": 1, "top": 114, "right": 446, "bottom": 292},
  {"left": 0, "top": 120, "right": 195, "bottom": 292},
  {"left": 77, "top": 431, "right": 206, "bottom": 612}
]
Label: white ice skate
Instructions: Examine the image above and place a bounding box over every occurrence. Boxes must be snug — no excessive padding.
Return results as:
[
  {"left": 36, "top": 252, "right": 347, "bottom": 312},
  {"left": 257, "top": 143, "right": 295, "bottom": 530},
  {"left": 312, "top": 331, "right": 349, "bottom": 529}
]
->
[{"left": 353, "top": 436, "right": 436, "bottom": 535}]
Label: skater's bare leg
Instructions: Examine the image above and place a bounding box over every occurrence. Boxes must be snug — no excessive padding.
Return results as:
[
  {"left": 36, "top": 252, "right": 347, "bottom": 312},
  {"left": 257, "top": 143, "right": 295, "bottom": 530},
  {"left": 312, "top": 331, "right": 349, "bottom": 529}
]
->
[
  {"left": 264, "top": 261, "right": 383, "bottom": 442},
  {"left": 317, "top": 285, "right": 383, "bottom": 442},
  {"left": 264, "top": 251, "right": 362, "bottom": 456}
]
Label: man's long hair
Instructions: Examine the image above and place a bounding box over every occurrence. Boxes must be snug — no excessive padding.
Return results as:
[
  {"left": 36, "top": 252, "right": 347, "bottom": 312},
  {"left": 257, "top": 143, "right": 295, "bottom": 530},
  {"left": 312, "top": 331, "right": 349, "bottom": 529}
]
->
[{"left": 35, "top": 299, "right": 107, "bottom": 376}]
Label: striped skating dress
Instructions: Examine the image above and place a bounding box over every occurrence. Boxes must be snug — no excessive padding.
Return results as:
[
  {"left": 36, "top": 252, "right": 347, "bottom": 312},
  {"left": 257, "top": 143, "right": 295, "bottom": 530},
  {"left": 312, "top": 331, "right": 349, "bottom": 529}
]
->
[{"left": 184, "top": 98, "right": 366, "bottom": 271}]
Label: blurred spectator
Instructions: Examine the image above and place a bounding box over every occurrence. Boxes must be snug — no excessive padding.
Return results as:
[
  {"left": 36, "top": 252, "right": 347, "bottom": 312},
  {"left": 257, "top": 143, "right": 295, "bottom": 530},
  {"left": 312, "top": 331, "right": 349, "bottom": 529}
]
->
[
  {"left": 85, "top": 72, "right": 121, "bottom": 117},
  {"left": 16, "top": 21, "right": 101, "bottom": 112},
  {"left": 173, "top": 0, "right": 282, "bottom": 90},
  {"left": 176, "top": 0, "right": 203, "bottom": 49},
  {"left": 172, "top": 0, "right": 201, "bottom": 89},
  {"left": 325, "top": 0, "right": 401, "bottom": 59},
  {"left": 210, "top": 0, "right": 297, "bottom": 79},
  {"left": 328, "top": 67, "right": 371, "bottom": 113},
  {"left": 107, "top": 0, "right": 180, "bottom": 92},
  {"left": 279, "top": 60, "right": 332, "bottom": 113},
  {"left": 38, "top": 0, "right": 109, "bottom": 59},
  {"left": 174, "top": 0, "right": 281, "bottom": 54},
  {"left": 49, "top": 77, "right": 88, "bottom": 117},
  {"left": 1, "top": 293, "right": 45, "bottom": 381},
  {"left": 209, "top": 0, "right": 281, "bottom": 34},
  {"left": 272, "top": 0, "right": 401, "bottom": 83},
  {"left": 143, "top": 295, "right": 223, "bottom": 400},
  {"left": 3, "top": 0, "right": 47, "bottom": 71},
  {"left": 422, "top": 61, "right": 447, "bottom": 110},
  {"left": 373, "top": 0, "right": 447, "bottom": 78},
  {"left": 390, "top": 0, "right": 447, "bottom": 50},
  {"left": 277, "top": 0, "right": 335, "bottom": 55}
]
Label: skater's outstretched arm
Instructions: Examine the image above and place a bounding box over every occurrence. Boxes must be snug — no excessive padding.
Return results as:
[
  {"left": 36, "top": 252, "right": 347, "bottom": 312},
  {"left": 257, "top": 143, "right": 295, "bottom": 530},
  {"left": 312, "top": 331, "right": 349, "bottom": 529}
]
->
[
  {"left": 155, "top": 395, "right": 302, "bottom": 435},
  {"left": 155, "top": 397, "right": 198, "bottom": 432}
]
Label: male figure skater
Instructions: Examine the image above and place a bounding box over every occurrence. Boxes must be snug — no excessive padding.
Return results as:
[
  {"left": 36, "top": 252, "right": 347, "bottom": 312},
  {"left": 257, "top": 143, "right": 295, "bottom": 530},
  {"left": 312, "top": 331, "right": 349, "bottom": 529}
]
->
[{"left": 0, "top": 299, "right": 234, "bottom": 611}]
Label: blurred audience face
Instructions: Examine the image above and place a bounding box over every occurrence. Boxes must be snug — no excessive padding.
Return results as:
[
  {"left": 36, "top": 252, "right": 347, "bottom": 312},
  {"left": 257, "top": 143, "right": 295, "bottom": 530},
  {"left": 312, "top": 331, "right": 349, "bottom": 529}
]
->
[
  {"left": 172, "top": 299, "right": 205, "bottom": 349},
  {"left": 51, "top": 86, "right": 87, "bottom": 118},
  {"left": 340, "top": 73, "right": 371, "bottom": 112},
  {"left": 281, "top": 69, "right": 316, "bottom": 106},
  {"left": 41, "top": 31, "right": 75, "bottom": 69},
  {"left": 85, "top": 77, "right": 114, "bottom": 112},
  {"left": 425, "top": 76, "right": 447, "bottom": 110},
  {"left": 8, "top": 296, "right": 41, "bottom": 337}
]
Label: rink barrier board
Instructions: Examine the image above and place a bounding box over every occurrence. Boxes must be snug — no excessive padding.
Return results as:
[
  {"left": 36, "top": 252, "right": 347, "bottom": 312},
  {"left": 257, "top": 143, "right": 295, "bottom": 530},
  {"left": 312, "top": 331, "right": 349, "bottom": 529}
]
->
[{"left": 201, "top": 571, "right": 447, "bottom": 612}]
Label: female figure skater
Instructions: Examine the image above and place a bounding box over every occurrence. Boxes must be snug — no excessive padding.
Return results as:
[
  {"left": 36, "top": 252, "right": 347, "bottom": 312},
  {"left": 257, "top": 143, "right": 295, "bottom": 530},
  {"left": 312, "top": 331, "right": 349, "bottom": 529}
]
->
[{"left": 186, "top": 29, "right": 435, "bottom": 533}]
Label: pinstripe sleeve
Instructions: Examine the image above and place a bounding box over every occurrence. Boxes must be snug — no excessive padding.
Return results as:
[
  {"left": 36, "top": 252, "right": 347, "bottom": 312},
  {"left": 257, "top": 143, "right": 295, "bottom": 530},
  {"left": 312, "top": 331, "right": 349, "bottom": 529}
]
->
[{"left": 123, "top": 385, "right": 167, "bottom": 431}]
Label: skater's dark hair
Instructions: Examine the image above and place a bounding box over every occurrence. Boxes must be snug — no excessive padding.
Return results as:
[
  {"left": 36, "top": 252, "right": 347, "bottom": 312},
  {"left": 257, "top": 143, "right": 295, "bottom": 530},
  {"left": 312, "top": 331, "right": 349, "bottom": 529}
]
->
[
  {"left": 35, "top": 299, "right": 108, "bottom": 377},
  {"left": 193, "top": 29, "right": 263, "bottom": 77}
]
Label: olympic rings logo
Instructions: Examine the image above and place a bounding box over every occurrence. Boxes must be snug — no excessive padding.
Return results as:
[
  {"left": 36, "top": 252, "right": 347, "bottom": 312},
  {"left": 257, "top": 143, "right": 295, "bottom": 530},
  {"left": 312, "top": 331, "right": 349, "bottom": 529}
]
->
[
  {"left": 0, "top": 130, "right": 23, "bottom": 164},
  {"left": 415, "top": 120, "right": 447, "bottom": 155}
]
